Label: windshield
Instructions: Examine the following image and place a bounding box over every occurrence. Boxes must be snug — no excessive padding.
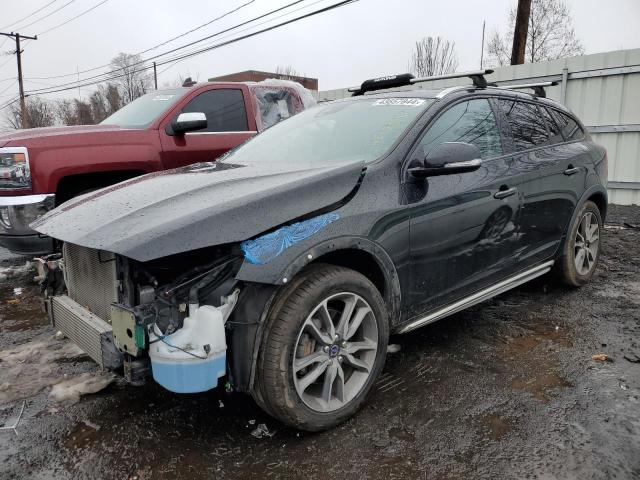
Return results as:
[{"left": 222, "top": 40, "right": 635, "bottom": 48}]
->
[
  {"left": 221, "top": 97, "right": 433, "bottom": 166},
  {"left": 100, "top": 88, "right": 188, "bottom": 128}
]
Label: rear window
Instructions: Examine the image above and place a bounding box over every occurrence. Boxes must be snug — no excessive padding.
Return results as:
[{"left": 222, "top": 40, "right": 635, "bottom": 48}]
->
[
  {"left": 549, "top": 109, "right": 584, "bottom": 141},
  {"left": 498, "top": 99, "right": 549, "bottom": 151},
  {"left": 541, "top": 107, "right": 564, "bottom": 144}
]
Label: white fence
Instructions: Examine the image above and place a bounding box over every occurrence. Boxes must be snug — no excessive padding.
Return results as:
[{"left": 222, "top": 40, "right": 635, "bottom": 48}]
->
[{"left": 319, "top": 49, "right": 640, "bottom": 206}]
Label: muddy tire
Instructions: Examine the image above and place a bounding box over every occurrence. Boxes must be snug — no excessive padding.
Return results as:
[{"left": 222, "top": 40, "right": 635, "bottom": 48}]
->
[
  {"left": 554, "top": 200, "right": 602, "bottom": 287},
  {"left": 253, "top": 264, "right": 389, "bottom": 431}
]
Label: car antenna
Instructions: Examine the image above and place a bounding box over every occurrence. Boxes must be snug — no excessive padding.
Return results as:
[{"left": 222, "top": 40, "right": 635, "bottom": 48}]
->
[{"left": 349, "top": 69, "right": 494, "bottom": 96}]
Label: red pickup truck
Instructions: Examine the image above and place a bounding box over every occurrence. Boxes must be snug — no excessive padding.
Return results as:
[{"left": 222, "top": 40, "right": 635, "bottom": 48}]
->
[{"left": 0, "top": 80, "right": 314, "bottom": 254}]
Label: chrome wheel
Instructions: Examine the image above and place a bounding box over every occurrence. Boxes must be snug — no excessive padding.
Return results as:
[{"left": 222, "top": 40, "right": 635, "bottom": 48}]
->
[
  {"left": 574, "top": 211, "right": 599, "bottom": 275},
  {"left": 292, "top": 292, "right": 378, "bottom": 413}
]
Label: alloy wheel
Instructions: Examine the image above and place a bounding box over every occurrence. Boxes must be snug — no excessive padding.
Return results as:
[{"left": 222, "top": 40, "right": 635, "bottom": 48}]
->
[
  {"left": 574, "top": 211, "right": 599, "bottom": 275},
  {"left": 292, "top": 292, "right": 378, "bottom": 413}
]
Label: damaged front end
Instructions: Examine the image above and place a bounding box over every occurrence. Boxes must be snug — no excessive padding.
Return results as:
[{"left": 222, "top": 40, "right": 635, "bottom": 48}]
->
[{"left": 44, "top": 241, "right": 268, "bottom": 393}]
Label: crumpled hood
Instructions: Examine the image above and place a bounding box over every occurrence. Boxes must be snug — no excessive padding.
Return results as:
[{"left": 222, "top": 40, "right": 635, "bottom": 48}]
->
[{"left": 32, "top": 160, "right": 364, "bottom": 261}]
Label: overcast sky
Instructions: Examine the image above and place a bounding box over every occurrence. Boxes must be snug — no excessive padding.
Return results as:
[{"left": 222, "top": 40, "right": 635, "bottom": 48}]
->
[{"left": 0, "top": 0, "right": 639, "bottom": 103}]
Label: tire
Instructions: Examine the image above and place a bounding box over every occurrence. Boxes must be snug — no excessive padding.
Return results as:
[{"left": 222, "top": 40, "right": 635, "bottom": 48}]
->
[
  {"left": 253, "top": 264, "right": 389, "bottom": 431},
  {"left": 554, "top": 200, "right": 602, "bottom": 287}
]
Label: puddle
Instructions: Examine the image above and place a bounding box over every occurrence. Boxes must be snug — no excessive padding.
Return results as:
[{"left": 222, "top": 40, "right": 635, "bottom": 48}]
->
[
  {"left": 64, "top": 420, "right": 107, "bottom": 449},
  {"left": 388, "top": 427, "right": 416, "bottom": 442},
  {"left": 510, "top": 373, "right": 572, "bottom": 402},
  {"left": 483, "top": 414, "right": 513, "bottom": 441},
  {"left": 0, "top": 269, "right": 48, "bottom": 332}
]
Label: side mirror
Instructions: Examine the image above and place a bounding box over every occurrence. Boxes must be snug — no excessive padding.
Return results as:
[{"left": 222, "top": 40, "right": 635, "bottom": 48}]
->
[
  {"left": 408, "top": 142, "right": 482, "bottom": 177},
  {"left": 171, "top": 112, "right": 207, "bottom": 135}
]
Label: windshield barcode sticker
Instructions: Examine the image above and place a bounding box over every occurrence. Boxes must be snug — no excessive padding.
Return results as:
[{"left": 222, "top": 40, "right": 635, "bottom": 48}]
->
[
  {"left": 372, "top": 98, "right": 426, "bottom": 107},
  {"left": 152, "top": 95, "right": 175, "bottom": 101}
]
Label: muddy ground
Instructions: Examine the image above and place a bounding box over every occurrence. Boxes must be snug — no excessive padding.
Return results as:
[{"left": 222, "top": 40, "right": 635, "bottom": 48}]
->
[{"left": 0, "top": 205, "right": 639, "bottom": 480}]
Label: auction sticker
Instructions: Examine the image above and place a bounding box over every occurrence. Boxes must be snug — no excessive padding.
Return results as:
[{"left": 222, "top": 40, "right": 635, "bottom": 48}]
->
[{"left": 372, "top": 98, "right": 426, "bottom": 106}]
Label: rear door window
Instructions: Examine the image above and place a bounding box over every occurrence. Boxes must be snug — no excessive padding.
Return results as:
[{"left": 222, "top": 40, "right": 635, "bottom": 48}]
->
[
  {"left": 549, "top": 109, "right": 584, "bottom": 141},
  {"left": 419, "top": 98, "right": 503, "bottom": 159},
  {"left": 181, "top": 89, "right": 249, "bottom": 132},
  {"left": 540, "top": 107, "right": 564, "bottom": 144},
  {"left": 498, "top": 99, "right": 549, "bottom": 151}
]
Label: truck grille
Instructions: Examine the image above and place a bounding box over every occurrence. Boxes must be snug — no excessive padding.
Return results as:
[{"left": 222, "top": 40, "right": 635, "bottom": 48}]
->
[{"left": 62, "top": 243, "right": 118, "bottom": 323}]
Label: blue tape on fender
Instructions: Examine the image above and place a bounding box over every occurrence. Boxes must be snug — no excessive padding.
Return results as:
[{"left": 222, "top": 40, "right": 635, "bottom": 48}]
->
[{"left": 241, "top": 212, "right": 340, "bottom": 265}]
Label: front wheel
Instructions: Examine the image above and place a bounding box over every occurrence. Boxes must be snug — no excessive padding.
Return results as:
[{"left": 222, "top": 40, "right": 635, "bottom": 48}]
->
[
  {"left": 253, "top": 264, "right": 389, "bottom": 431},
  {"left": 554, "top": 200, "right": 602, "bottom": 286}
]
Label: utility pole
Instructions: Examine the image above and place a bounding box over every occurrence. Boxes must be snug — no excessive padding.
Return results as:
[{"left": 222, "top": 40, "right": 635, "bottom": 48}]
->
[
  {"left": 510, "top": 0, "right": 531, "bottom": 65},
  {"left": 0, "top": 31, "right": 37, "bottom": 128},
  {"left": 153, "top": 61, "right": 158, "bottom": 90},
  {"left": 480, "top": 20, "right": 486, "bottom": 69}
]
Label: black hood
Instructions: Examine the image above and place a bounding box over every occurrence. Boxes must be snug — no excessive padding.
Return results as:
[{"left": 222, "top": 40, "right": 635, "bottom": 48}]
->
[{"left": 32, "top": 160, "right": 364, "bottom": 261}]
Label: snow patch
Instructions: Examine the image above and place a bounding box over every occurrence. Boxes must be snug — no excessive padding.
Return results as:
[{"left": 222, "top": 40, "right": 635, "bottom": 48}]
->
[{"left": 49, "top": 372, "right": 115, "bottom": 404}]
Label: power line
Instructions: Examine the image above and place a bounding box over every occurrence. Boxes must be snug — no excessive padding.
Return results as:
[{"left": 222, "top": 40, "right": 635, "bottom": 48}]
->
[
  {"left": 12, "top": 0, "right": 77, "bottom": 31},
  {"left": 24, "top": 0, "right": 304, "bottom": 81},
  {"left": 1, "top": 0, "right": 59, "bottom": 30},
  {"left": 154, "top": 0, "right": 328, "bottom": 81},
  {"left": 38, "top": 0, "right": 111, "bottom": 36},
  {"left": 0, "top": 97, "right": 20, "bottom": 112},
  {"left": 0, "top": 80, "right": 17, "bottom": 97},
  {"left": 136, "top": 0, "right": 256, "bottom": 57},
  {"left": 27, "top": 0, "right": 360, "bottom": 96},
  {"left": 25, "top": 0, "right": 312, "bottom": 91}
]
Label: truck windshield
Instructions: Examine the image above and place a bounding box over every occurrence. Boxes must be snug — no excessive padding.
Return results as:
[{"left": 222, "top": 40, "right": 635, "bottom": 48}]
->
[
  {"left": 220, "top": 97, "right": 433, "bottom": 166},
  {"left": 100, "top": 89, "right": 187, "bottom": 128}
]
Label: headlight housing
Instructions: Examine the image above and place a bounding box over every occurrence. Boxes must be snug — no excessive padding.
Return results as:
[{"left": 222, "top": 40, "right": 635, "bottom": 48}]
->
[{"left": 0, "top": 147, "right": 31, "bottom": 190}]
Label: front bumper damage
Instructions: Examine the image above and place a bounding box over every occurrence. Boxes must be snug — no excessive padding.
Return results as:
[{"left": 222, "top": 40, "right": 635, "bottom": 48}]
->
[
  {"left": 0, "top": 194, "right": 55, "bottom": 254},
  {"left": 43, "top": 245, "right": 248, "bottom": 392}
]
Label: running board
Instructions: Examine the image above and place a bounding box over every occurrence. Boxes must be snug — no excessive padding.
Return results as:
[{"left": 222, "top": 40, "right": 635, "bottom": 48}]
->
[{"left": 397, "top": 261, "right": 555, "bottom": 334}]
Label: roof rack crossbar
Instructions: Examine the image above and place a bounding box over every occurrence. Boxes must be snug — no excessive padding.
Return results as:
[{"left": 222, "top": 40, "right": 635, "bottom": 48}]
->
[
  {"left": 500, "top": 81, "right": 559, "bottom": 98},
  {"left": 349, "top": 69, "right": 494, "bottom": 96}
]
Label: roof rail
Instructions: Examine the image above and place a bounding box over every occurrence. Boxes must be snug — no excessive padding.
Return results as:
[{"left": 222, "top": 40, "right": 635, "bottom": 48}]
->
[
  {"left": 500, "top": 81, "right": 559, "bottom": 98},
  {"left": 349, "top": 69, "right": 494, "bottom": 96}
]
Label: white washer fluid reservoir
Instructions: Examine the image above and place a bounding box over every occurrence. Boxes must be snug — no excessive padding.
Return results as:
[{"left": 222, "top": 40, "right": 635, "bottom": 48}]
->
[{"left": 148, "top": 291, "right": 238, "bottom": 393}]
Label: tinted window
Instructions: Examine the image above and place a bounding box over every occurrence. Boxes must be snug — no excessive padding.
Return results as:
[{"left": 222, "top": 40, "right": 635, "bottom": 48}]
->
[
  {"left": 419, "top": 99, "right": 503, "bottom": 159},
  {"left": 541, "top": 107, "right": 564, "bottom": 144},
  {"left": 550, "top": 109, "right": 584, "bottom": 141},
  {"left": 498, "top": 99, "right": 548, "bottom": 150},
  {"left": 182, "top": 89, "right": 248, "bottom": 132}
]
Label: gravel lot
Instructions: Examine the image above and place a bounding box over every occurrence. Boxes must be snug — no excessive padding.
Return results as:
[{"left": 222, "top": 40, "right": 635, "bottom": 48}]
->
[{"left": 0, "top": 204, "right": 638, "bottom": 480}]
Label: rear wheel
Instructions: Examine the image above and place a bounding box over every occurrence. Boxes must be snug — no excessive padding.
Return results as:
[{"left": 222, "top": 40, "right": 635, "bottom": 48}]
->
[
  {"left": 555, "top": 200, "right": 602, "bottom": 286},
  {"left": 253, "top": 264, "right": 389, "bottom": 431}
]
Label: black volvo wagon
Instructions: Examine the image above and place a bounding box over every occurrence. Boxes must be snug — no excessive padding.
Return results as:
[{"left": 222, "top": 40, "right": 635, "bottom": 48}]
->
[{"left": 34, "top": 70, "right": 607, "bottom": 430}]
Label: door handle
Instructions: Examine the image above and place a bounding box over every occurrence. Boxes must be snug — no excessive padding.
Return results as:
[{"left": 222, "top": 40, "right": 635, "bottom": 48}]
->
[
  {"left": 494, "top": 187, "right": 517, "bottom": 199},
  {"left": 564, "top": 165, "right": 581, "bottom": 176}
]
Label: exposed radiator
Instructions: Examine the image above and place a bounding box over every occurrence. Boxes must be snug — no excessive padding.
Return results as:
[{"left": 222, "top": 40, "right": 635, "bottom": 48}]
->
[
  {"left": 52, "top": 295, "right": 122, "bottom": 369},
  {"left": 62, "top": 243, "right": 118, "bottom": 323}
]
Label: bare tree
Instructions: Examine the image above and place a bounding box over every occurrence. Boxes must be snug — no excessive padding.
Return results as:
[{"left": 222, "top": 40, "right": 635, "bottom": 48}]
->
[
  {"left": 161, "top": 73, "right": 199, "bottom": 88},
  {"left": 486, "top": 0, "right": 584, "bottom": 67},
  {"left": 5, "top": 97, "right": 56, "bottom": 129},
  {"left": 275, "top": 65, "right": 304, "bottom": 80},
  {"left": 56, "top": 99, "right": 78, "bottom": 125},
  {"left": 88, "top": 83, "right": 123, "bottom": 123},
  {"left": 110, "top": 52, "right": 151, "bottom": 104},
  {"left": 407, "top": 36, "right": 459, "bottom": 77}
]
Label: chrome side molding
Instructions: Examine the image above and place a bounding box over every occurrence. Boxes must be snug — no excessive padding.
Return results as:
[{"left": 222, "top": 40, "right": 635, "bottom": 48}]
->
[{"left": 397, "top": 260, "right": 555, "bottom": 334}]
